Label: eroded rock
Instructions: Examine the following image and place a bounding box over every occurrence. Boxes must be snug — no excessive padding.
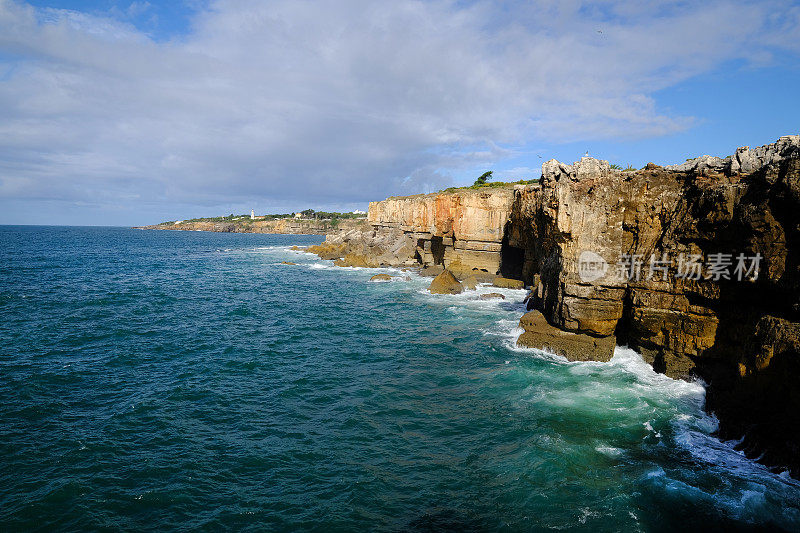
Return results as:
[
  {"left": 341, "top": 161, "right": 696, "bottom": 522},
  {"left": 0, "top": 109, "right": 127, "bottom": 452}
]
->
[
  {"left": 492, "top": 277, "right": 525, "bottom": 290},
  {"left": 307, "top": 242, "right": 347, "bottom": 260},
  {"left": 333, "top": 254, "right": 378, "bottom": 268},
  {"left": 517, "top": 311, "right": 616, "bottom": 361},
  {"left": 419, "top": 265, "right": 445, "bottom": 277},
  {"left": 479, "top": 293, "right": 505, "bottom": 300},
  {"left": 428, "top": 270, "right": 463, "bottom": 294},
  {"left": 462, "top": 276, "right": 478, "bottom": 290}
]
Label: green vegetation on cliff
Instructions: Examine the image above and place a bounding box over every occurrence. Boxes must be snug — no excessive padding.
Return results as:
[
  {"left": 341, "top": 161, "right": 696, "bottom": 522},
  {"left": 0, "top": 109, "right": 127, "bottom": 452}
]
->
[
  {"left": 441, "top": 179, "right": 537, "bottom": 193},
  {"left": 157, "top": 210, "right": 366, "bottom": 226}
]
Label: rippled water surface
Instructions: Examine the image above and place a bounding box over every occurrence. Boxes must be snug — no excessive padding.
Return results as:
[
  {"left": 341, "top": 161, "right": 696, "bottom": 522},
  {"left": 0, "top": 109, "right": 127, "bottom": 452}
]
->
[{"left": 2, "top": 226, "right": 800, "bottom": 531}]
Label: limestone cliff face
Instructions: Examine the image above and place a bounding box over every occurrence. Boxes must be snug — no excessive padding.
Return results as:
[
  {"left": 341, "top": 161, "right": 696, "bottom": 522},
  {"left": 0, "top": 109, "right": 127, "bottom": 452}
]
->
[
  {"left": 326, "top": 188, "right": 516, "bottom": 280},
  {"left": 508, "top": 135, "right": 799, "bottom": 373},
  {"left": 507, "top": 135, "right": 800, "bottom": 475},
  {"left": 368, "top": 190, "right": 513, "bottom": 243}
]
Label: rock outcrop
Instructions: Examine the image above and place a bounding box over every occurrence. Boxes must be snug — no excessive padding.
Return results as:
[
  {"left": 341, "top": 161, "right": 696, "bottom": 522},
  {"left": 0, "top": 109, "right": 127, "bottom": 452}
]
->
[
  {"left": 307, "top": 242, "right": 347, "bottom": 260},
  {"left": 428, "top": 270, "right": 464, "bottom": 294},
  {"left": 317, "top": 188, "right": 517, "bottom": 281},
  {"left": 518, "top": 310, "right": 616, "bottom": 361},
  {"left": 507, "top": 135, "right": 800, "bottom": 475},
  {"left": 492, "top": 277, "right": 525, "bottom": 290},
  {"left": 480, "top": 293, "right": 505, "bottom": 300},
  {"left": 462, "top": 276, "right": 479, "bottom": 290}
]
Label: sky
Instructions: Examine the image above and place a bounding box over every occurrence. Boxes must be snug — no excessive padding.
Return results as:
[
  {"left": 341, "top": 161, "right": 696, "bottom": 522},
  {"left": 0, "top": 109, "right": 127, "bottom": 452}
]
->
[{"left": 1, "top": 0, "right": 799, "bottom": 226}]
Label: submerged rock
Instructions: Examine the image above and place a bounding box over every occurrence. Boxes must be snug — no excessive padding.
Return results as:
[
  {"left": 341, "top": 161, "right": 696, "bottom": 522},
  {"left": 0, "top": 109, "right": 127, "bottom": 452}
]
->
[
  {"left": 369, "top": 274, "right": 392, "bottom": 282},
  {"left": 517, "top": 311, "right": 616, "bottom": 362},
  {"left": 479, "top": 293, "right": 505, "bottom": 300},
  {"left": 281, "top": 261, "right": 297, "bottom": 265},
  {"left": 428, "top": 270, "right": 463, "bottom": 294}
]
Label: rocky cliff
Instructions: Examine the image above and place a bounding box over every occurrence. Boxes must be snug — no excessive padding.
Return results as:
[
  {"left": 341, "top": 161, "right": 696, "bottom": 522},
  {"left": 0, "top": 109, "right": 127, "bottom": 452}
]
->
[
  {"left": 318, "top": 188, "right": 516, "bottom": 279},
  {"left": 315, "top": 135, "right": 800, "bottom": 476},
  {"left": 507, "top": 135, "right": 800, "bottom": 476},
  {"left": 136, "top": 218, "right": 369, "bottom": 235}
]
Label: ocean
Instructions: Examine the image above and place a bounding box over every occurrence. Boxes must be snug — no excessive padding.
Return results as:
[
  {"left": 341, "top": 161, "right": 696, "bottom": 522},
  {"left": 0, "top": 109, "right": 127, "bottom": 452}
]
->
[{"left": 1, "top": 226, "right": 799, "bottom": 531}]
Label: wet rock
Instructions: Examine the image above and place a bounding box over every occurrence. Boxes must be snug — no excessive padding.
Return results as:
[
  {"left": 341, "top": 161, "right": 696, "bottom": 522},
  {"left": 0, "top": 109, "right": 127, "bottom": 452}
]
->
[
  {"left": 333, "top": 254, "right": 378, "bottom": 268},
  {"left": 369, "top": 274, "right": 392, "bottom": 282},
  {"left": 428, "top": 270, "right": 463, "bottom": 295},
  {"left": 462, "top": 276, "right": 478, "bottom": 290},
  {"left": 479, "top": 293, "right": 505, "bottom": 300},
  {"left": 517, "top": 311, "right": 616, "bottom": 362},
  {"left": 281, "top": 261, "right": 297, "bottom": 265},
  {"left": 419, "top": 265, "right": 445, "bottom": 277},
  {"left": 492, "top": 277, "right": 525, "bottom": 290},
  {"left": 307, "top": 242, "right": 347, "bottom": 260}
]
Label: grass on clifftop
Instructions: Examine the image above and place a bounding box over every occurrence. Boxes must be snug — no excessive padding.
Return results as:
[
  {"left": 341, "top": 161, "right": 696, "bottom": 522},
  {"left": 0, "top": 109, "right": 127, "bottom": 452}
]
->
[{"left": 440, "top": 179, "right": 538, "bottom": 193}]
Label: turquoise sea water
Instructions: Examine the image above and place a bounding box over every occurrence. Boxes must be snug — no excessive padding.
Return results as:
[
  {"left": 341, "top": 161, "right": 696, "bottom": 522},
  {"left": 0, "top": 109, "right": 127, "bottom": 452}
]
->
[{"left": 2, "top": 226, "right": 800, "bottom": 531}]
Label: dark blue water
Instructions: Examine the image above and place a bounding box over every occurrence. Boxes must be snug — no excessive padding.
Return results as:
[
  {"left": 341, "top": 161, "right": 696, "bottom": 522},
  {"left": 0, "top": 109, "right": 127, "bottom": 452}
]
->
[{"left": 2, "top": 226, "right": 800, "bottom": 531}]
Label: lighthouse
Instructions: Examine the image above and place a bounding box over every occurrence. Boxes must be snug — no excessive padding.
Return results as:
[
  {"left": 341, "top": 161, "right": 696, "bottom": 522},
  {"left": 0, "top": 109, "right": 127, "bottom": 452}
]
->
[{"left": 251, "top": 209, "right": 255, "bottom": 220}]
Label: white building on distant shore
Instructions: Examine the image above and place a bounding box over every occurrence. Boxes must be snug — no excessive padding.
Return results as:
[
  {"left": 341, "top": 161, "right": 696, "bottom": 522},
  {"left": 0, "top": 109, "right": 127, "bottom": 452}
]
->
[
  {"left": 251, "top": 209, "right": 255, "bottom": 220},
  {"left": 352, "top": 209, "right": 366, "bottom": 215}
]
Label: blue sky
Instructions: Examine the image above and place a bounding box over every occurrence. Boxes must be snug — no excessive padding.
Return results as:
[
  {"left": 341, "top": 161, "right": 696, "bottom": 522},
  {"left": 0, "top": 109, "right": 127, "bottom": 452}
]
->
[
  {"left": 1, "top": 0, "right": 799, "bottom": 225},
  {"left": 24, "top": 0, "right": 202, "bottom": 40}
]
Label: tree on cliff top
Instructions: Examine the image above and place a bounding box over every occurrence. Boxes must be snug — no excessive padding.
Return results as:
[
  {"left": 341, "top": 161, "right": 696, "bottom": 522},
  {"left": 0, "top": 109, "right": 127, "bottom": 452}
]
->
[{"left": 474, "top": 171, "right": 493, "bottom": 186}]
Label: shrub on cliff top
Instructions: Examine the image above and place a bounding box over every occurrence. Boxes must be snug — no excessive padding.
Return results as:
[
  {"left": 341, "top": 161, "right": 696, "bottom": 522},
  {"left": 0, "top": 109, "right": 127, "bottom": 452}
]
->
[
  {"left": 440, "top": 179, "right": 536, "bottom": 193},
  {"left": 474, "top": 171, "right": 493, "bottom": 186}
]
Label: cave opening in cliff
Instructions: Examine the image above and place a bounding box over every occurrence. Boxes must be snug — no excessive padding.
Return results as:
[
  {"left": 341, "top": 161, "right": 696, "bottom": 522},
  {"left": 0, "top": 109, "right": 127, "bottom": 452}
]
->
[
  {"left": 430, "top": 236, "right": 446, "bottom": 265},
  {"left": 500, "top": 239, "right": 525, "bottom": 280}
]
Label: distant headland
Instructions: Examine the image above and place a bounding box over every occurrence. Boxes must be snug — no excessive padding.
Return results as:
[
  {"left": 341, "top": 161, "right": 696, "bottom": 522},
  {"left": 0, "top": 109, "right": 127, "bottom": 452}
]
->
[{"left": 134, "top": 209, "right": 368, "bottom": 235}]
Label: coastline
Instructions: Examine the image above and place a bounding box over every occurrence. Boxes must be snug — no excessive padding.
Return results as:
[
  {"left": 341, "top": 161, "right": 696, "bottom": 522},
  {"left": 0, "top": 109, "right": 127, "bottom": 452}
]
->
[
  {"left": 134, "top": 217, "right": 369, "bottom": 235},
  {"left": 134, "top": 134, "right": 800, "bottom": 478},
  {"left": 301, "top": 135, "right": 800, "bottom": 477}
]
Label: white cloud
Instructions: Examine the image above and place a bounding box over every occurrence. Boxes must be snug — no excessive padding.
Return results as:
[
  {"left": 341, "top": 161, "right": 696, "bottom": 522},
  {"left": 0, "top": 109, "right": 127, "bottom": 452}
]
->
[{"left": 0, "top": 0, "right": 798, "bottom": 217}]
